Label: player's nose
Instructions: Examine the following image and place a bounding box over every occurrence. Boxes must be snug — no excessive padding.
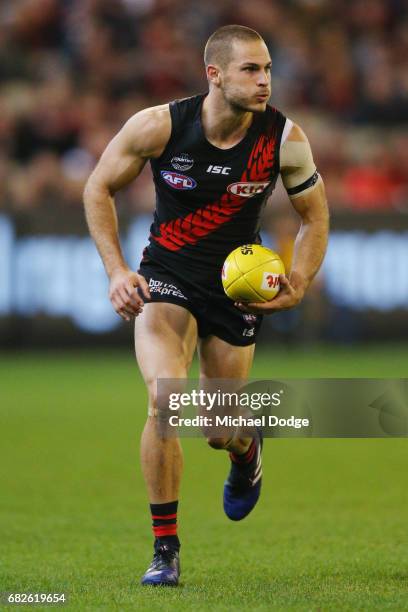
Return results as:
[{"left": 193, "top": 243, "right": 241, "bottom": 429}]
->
[{"left": 257, "top": 73, "right": 269, "bottom": 88}]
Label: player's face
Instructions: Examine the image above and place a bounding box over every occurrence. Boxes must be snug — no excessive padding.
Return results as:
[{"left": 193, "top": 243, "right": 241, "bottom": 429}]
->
[{"left": 221, "top": 41, "right": 272, "bottom": 113}]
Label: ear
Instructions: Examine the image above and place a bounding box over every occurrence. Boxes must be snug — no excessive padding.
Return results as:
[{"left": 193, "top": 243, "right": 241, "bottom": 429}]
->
[{"left": 206, "top": 64, "right": 221, "bottom": 86}]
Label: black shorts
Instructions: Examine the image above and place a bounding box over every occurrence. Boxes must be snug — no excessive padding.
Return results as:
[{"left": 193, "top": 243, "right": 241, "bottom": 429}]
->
[{"left": 138, "top": 259, "right": 263, "bottom": 346}]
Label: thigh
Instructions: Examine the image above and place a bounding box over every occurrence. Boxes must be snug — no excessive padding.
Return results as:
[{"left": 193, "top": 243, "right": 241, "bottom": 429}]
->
[
  {"left": 198, "top": 334, "right": 255, "bottom": 379},
  {"left": 135, "top": 302, "right": 198, "bottom": 385},
  {"left": 195, "top": 287, "right": 263, "bottom": 347}
]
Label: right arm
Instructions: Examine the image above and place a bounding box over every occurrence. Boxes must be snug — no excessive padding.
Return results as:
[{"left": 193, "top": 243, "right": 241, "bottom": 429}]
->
[{"left": 83, "top": 105, "right": 171, "bottom": 321}]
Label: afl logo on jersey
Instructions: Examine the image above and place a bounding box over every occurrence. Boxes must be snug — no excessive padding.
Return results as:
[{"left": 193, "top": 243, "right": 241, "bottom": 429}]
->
[
  {"left": 171, "top": 153, "right": 194, "bottom": 171},
  {"left": 161, "top": 171, "right": 197, "bottom": 190},
  {"left": 227, "top": 182, "right": 270, "bottom": 197}
]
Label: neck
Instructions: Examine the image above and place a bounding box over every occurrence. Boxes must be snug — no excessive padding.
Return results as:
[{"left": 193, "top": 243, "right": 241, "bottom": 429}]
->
[{"left": 201, "top": 89, "right": 253, "bottom": 149}]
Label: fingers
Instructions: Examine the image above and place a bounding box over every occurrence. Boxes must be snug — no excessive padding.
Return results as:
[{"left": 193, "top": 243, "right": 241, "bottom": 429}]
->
[
  {"left": 137, "top": 275, "right": 151, "bottom": 300},
  {"left": 118, "top": 286, "right": 139, "bottom": 309},
  {"left": 279, "top": 274, "right": 290, "bottom": 288},
  {"left": 122, "top": 284, "right": 144, "bottom": 309},
  {"left": 117, "top": 286, "right": 143, "bottom": 315},
  {"left": 124, "top": 273, "right": 151, "bottom": 304},
  {"left": 234, "top": 274, "right": 303, "bottom": 315},
  {"left": 110, "top": 285, "right": 143, "bottom": 321},
  {"left": 248, "top": 293, "right": 292, "bottom": 311},
  {"left": 110, "top": 294, "right": 138, "bottom": 322},
  {"left": 109, "top": 271, "right": 152, "bottom": 322}
]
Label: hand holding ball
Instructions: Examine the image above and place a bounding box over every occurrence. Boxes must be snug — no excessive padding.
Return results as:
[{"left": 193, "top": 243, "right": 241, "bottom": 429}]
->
[{"left": 222, "top": 244, "right": 285, "bottom": 303}]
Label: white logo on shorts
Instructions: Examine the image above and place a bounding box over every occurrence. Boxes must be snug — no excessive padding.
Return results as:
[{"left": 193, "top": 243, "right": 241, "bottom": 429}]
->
[
  {"left": 149, "top": 278, "right": 187, "bottom": 300},
  {"left": 243, "top": 328, "right": 255, "bottom": 337}
]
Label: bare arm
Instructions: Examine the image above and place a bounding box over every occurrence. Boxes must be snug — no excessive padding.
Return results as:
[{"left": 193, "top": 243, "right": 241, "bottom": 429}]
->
[
  {"left": 288, "top": 174, "right": 329, "bottom": 294},
  {"left": 237, "top": 123, "right": 329, "bottom": 314},
  {"left": 83, "top": 104, "right": 171, "bottom": 320}
]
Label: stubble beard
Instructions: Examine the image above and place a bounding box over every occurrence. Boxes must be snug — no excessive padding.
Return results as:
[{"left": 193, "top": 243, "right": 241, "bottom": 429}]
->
[{"left": 223, "top": 87, "right": 267, "bottom": 114}]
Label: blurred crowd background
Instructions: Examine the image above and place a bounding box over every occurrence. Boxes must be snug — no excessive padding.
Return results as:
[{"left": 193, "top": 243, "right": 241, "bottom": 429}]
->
[
  {"left": 0, "top": 0, "right": 407, "bottom": 216},
  {"left": 0, "top": 0, "right": 407, "bottom": 345}
]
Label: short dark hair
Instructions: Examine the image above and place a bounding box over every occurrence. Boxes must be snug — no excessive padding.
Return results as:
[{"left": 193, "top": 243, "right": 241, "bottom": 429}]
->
[{"left": 204, "top": 25, "right": 264, "bottom": 69}]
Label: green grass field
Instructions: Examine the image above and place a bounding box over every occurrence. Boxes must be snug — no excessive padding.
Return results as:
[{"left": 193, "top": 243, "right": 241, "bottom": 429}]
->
[{"left": 1, "top": 345, "right": 408, "bottom": 610}]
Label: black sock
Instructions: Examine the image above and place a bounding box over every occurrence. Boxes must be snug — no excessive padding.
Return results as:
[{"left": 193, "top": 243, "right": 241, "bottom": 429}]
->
[{"left": 150, "top": 500, "right": 180, "bottom": 550}]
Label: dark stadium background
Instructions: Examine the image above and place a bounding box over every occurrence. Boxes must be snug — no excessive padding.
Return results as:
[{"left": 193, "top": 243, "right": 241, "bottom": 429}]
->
[
  {"left": 0, "top": 0, "right": 407, "bottom": 347},
  {"left": 1, "top": 2, "right": 408, "bottom": 609}
]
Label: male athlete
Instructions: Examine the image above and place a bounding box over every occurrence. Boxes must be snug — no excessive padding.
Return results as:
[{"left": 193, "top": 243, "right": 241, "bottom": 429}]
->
[{"left": 83, "top": 25, "right": 329, "bottom": 586}]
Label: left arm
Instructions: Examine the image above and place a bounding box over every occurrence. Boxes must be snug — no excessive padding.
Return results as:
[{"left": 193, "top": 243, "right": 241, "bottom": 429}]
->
[{"left": 236, "top": 123, "right": 329, "bottom": 314}]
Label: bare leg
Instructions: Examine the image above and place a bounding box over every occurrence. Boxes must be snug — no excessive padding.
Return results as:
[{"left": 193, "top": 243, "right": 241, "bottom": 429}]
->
[
  {"left": 198, "top": 335, "right": 255, "bottom": 454},
  {"left": 135, "top": 303, "right": 197, "bottom": 503}
]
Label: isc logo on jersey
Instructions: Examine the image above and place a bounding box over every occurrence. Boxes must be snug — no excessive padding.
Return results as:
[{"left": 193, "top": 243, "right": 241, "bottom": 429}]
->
[
  {"left": 161, "top": 171, "right": 197, "bottom": 190},
  {"left": 227, "top": 182, "right": 270, "bottom": 197}
]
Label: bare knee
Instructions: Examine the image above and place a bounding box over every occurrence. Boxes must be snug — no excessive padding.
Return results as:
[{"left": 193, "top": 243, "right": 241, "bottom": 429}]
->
[{"left": 146, "top": 367, "right": 190, "bottom": 417}]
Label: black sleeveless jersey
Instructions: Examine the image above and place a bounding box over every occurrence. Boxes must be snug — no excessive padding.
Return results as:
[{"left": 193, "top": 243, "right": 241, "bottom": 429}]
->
[{"left": 144, "top": 94, "right": 287, "bottom": 280}]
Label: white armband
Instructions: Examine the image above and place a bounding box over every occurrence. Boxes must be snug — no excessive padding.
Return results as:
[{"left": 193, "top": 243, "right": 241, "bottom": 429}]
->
[{"left": 280, "top": 120, "right": 319, "bottom": 196}]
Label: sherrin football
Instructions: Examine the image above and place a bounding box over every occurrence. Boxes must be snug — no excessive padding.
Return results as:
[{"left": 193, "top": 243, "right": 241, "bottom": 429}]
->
[{"left": 222, "top": 244, "right": 285, "bottom": 303}]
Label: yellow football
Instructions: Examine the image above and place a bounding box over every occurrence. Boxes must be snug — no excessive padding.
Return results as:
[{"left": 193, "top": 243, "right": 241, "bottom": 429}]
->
[{"left": 222, "top": 244, "right": 285, "bottom": 303}]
